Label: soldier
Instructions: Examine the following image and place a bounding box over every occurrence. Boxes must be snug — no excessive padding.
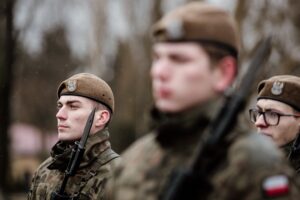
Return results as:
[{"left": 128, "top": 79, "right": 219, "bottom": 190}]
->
[
  {"left": 250, "top": 75, "right": 300, "bottom": 173},
  {"left": 106, "top": 2, "right": 300, "bottom": 200},
  {"left": 28, "top": 73, "right": 120, "bottom": 199}
]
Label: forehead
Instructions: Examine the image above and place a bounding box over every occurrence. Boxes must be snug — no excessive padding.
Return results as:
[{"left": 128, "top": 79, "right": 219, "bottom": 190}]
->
[
  {"left": 256, "top": 99, "right": 294, "bottom": 112},
  {"left": 153, "top": 42, "right": 206, "bottom": 55},
  {"left": 58, "top": 95, "right": 93, "bottom": 105}
]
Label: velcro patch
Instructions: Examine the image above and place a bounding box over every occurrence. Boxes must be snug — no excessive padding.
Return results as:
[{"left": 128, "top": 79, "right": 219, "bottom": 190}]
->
[{"left": 262, "top": 175, "right": 289, "bottom": 197}]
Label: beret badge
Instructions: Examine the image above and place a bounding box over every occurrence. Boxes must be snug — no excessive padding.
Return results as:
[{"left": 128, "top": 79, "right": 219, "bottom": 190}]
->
[
  {"left": 66, "top": 79, "right": 77, "bottom": 92},
  {"left": 271, "top": 81, "right": 284, "bottom": 96}
]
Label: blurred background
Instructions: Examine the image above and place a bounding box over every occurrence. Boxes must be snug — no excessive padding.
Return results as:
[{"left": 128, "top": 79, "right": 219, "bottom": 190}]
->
[{"left": 1, "top": 0, "right": 300, "bottom": 198}]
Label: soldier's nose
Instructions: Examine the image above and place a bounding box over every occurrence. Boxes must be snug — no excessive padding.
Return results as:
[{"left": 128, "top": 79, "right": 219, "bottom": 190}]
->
[
  {"left": 56, "top": 107, "right": 67, "bottom": 120},
  {"left": 255, "top": 114, "right": 267, "bottom": 127},
  {"left": 151, "top": 60, "right": 171, "bottom": 82}
]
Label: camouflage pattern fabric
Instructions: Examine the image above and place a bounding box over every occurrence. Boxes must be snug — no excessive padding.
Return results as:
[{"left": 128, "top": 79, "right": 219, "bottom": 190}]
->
[
  {"left": 28, "top": 129, "right": 120, "bottom": 200},
  {"left": 107, "top": 100, "right": 300, "bottom": 200}
]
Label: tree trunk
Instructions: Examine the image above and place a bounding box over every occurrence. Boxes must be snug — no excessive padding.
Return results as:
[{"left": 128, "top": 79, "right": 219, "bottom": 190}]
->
[{"left": 0, "top": 0, "right": 15, "bottom": 192}]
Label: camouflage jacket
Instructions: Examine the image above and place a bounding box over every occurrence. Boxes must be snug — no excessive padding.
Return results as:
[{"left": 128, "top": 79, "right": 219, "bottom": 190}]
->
[
  {"left": 28, "top": 129, "right": 120, "bottom": 200},
  {"left": 107, "top": 100, "right": 300, "bottom": 200}
]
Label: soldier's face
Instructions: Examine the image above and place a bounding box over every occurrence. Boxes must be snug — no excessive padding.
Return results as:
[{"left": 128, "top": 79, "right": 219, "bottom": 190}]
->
[
  {"left": 254, "top": 99, "right": 300, "bottom": 147},
  {"left": 56, "top": 95, "right": 95, "bottom": 141},
  {"left": 151, "top": 42, "right": 220, "bottom": 113}
]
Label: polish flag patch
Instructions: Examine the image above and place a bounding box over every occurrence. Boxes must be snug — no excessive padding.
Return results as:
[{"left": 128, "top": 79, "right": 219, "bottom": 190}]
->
[{"left": 262, "top": 175, "right": 290, "bottom": 197}]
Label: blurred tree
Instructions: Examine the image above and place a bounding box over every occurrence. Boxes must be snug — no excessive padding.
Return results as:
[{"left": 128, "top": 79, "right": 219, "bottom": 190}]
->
[
  {"left": 13, "top": 29, "right": 79, "bottom": 131},
  {"left": 0, "top": 0, "right": 15, "bottom": 193}
]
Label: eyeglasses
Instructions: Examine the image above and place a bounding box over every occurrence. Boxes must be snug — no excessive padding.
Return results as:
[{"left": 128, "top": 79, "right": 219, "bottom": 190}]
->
[{"left": 249, "top": 108, "right": 300, "bottom": 126}]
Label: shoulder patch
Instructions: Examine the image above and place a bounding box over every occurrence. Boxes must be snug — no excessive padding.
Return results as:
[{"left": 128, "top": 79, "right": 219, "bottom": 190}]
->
[{"left": 262, "top": 175, "right": 289, "bottom": 198}]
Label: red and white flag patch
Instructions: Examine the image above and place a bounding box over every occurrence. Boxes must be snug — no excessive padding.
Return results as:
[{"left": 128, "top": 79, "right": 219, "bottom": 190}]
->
[{"left": 262, "top": 175, "right": 289, "bottom": 197}]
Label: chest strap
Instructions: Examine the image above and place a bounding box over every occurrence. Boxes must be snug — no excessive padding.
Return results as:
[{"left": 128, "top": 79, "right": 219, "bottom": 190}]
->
[{"left": 74, "top": 148, "right": 119, "bottom": 198}]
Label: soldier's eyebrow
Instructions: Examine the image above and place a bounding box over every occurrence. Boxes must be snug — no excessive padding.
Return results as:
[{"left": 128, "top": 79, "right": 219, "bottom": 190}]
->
[
  {"left": 66, "top": 100, "right": 82, "bottom": 105},
  {"left": 256, "top": 105, "right": 271, "bottom": 112},
  {"left": 256, "top": 105, "right": 263, "bottom": 110},
  {"left": 57, "top": 100, "right": 82, "bottom": 106},
  {"left": 256, "top": 105, "right": 281, "bottom": 113}
]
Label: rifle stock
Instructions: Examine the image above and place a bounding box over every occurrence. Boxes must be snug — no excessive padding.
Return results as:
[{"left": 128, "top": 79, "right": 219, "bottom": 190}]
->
[{"left": 162, "top": 37, "right": 272, "bottom": 200}]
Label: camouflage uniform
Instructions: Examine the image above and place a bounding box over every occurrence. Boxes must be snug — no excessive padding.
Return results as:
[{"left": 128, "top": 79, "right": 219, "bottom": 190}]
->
[
  {"left": 108, "top": 100, "right": 300, "bottom": 200},
  {"left": 28, "top": 129, "right": 119, "bottom": 200}
]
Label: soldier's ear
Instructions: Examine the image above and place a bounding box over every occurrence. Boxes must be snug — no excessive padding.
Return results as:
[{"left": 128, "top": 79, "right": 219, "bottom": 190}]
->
[
  {"left": 213, "top": 56, "right": 237, "bottom": 93},
  {"left": 94, "top": 110, "right": 110, "bottom": 128}
]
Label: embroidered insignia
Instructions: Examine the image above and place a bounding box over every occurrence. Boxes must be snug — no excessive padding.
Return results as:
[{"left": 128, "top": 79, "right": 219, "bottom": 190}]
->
[
  {"left": 262, "top": 175, "right": 289, "bottom": 197},
  {"left": 66, "top": 80, "right": 77, "bottom": 92},
  {"left": 271, "top": 81, "right": 284, "bottom": 95},
  {"left": 166, "top": 18, "right": 184, "bottom": 39}
]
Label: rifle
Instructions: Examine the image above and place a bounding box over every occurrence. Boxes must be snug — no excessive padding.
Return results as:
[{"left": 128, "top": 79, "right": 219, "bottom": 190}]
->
[
  {"left": 162, "top": 37, "right": 272, "bottom": 200},
  {"left": 51, "top": 108, "right": 96, "bottom": 200}
]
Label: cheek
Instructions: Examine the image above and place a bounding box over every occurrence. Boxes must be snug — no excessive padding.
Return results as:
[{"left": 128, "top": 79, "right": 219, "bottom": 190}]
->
[
  {"left": 184, "top": 68, "right": 213, "bottom": 93},
  {"left": 181, "top": 67, "right": 207, "bottom": 85},
  {"left": 174, "top": 71, "right": 213, "bottom": 105},
  {"left": 275, "top": 122, "right": 299, "bottom": 142},
  {"left": 285, "top": 123, "right": 299, "bottom": 137},
  {"left": 173, "top": 74, "right": 200, "bottom": 98},
  {"left": 71, "top": 114, "right": 86, "bottom": 131}
]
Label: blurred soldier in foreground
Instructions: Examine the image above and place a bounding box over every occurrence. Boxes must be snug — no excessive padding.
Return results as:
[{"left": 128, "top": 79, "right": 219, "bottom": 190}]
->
[
  {"left": 250, "top": 75, "right": 300, "bottom": 173},
  {"left": 107, "top": 2, "right": 300, "bottom": 200},
  {"left": 28, "top": 73, "right": 120, "bottom": 199}
]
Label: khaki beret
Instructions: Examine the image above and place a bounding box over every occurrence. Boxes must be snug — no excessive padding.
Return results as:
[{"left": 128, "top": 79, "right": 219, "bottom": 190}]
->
[
  {"left": 57, "top": 73, "right": 114, "bottom": 113},
  {"left": 257, "top": 75, "right": 300, "bottom": 111},
  {"left": 152, "top": 2, "right": 239, "bottom": 57}
]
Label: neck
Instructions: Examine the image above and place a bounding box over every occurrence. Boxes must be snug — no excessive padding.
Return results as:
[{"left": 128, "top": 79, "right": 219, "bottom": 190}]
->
[{"left": 152, "top": 98, "right": 224, "bottom": 147}]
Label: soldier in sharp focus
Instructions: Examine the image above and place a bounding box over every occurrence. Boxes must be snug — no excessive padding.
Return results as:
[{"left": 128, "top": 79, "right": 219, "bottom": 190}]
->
[
  {"left": 250, "top": 75, "right": 300, "bottom": 173},
  {"left": 106, "top": 2, "right": 300, "bottom": 200},
  {"left": 28, "top": 73, "right": 120, "bottom": 200}
]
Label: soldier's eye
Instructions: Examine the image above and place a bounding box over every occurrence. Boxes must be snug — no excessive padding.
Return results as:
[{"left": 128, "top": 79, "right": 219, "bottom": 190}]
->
[
  {"left": 170, "top": 54, "right": 190, "bottom": 63},
  {"left": 57, "top": 103, "right": 62, "bottom": 110},
  {"left": 70, "top": 104, "right": 79, "bottom": 110},
  {"left": 268, "top": 111, "right": 279, "bottom": 118}
]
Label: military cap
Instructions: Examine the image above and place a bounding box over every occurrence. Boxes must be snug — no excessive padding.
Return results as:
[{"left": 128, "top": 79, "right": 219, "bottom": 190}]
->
[
  {"left": 57, "top": 73, "right": 114, "bottom": 113},
  {"left": 152, "top": 2, "right": 239, "bottom": 57},
  {"left": 257, "top": 75, "right": 300, "bottom": 111}
]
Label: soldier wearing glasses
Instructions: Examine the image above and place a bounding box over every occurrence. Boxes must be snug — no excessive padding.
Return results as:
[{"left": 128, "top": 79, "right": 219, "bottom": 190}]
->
[{"left": 250, "top": 75, "right": 300, "bottom": 173}]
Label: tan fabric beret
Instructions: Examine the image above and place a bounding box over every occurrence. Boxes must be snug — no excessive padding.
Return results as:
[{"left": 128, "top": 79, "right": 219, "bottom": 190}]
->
[
  {"left": 257, "top": 75, "right": 300, "bottom": 111},
  {"left": 152, "top": 2, "right": 239, "bottom": 57},
  {"left": 57, "top": 73, "right": 114, "bottom": 113}
]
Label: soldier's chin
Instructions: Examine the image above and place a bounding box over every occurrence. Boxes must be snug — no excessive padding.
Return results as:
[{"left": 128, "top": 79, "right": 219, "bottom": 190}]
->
[
  {"left": 58, "top": 133, "right": 72, "bottom": 141},
  {"left": 58, "top": 133, "right": 82, "bottom": 142},
  {"left": 155, "top": 101, "right": 183, "bottom": 113}
]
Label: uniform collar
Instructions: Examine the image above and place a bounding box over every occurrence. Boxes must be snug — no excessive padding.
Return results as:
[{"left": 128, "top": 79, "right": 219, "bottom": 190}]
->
[
  {"left": 151, "top": 98, "right": 223, "bottom": 147},
  {"left": 47, "top": 128, "right": 111, "bottom": 171}
]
